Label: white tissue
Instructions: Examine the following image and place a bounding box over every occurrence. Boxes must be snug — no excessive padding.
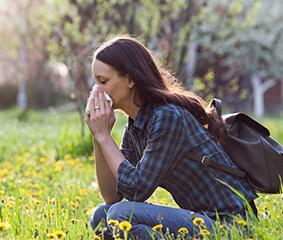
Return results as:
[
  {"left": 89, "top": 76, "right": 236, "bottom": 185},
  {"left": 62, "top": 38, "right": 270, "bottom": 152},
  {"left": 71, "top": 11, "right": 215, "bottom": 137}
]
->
[{"left": 85, "top": 85, "right": 113, "bottom": 115}]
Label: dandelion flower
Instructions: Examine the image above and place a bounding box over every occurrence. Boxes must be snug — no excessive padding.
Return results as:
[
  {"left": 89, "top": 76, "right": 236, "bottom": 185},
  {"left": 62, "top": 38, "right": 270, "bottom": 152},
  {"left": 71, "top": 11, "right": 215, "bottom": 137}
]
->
[
  {"left": 0, "top": 169, "right": 9, "bottom": 177},
  {"left": 55, "top": 230, "right": 66, "bottom": 238},
  {"left": 108, "top": 219, "right": 119, "bottom": 226},
  {"left": 0, "top": 222, "right": 10, "bottom": 231},
  {"left": 193, "top": 217, "right": 205, "bottom": 225},
  {"left": 70, "top": 201, "right": 79, "bottom": 209},
  {"left": 70, "top": 218, "right": 79, "bottom": 224},
  {"left": 118, "top": 221, "right": 132, "bottom": 232},
  {"left": 178, "top": 227, "right": 189, "bottom": 235},
  {"left": 64, "top": 154, "right": 72, "bottom": 160},
  {"left": 93, "top": 234, "right": 102, "bottom": 240},
  {"left": 152, "top": 224, "right": 163, "bottom": 231},
  {"left": 236, "top": 219, "right": 247, "bottom": 227},
  {"left": 47, "top": 233, "right": 56, "bottom": 239},
  {"left": 199, "top": 229, "right": 211, "bottom": 236}
]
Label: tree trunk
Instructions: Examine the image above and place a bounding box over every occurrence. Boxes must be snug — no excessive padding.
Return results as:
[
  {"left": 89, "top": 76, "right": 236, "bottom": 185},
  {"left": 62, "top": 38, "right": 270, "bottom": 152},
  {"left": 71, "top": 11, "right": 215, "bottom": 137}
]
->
[
  {"left": 17, "top": 33, "right": 27, "bottom": 110},
  {"left": 251, "top": 73, "right": 276, "bottom": 117},
  {"left": 185, "top": 31, "right": 198, "bottom": 89},
  {"left": 251, "top": 73, "right": 264, "bottom": 117}
]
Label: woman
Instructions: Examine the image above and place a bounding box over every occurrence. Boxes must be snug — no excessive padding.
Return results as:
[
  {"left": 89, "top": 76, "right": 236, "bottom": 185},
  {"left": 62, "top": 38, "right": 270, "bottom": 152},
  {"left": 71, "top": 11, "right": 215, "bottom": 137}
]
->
[{"left": 85, "top": 36, "right": 257, "bottom": 239}]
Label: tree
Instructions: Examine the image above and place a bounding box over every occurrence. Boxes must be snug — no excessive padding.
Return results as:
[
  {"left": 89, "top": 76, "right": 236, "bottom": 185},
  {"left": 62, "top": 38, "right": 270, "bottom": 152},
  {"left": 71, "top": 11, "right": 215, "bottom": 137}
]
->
[
  {"left": 0, "top": 0, "right": 52, "bottom": 111},
  {"left": 193, "top": 0, "right": 283, "bottom": 116}
]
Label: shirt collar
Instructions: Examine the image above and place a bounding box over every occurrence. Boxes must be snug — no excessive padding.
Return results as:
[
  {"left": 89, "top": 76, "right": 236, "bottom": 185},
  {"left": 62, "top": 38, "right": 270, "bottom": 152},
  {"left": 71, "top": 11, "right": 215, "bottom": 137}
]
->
[{"left": 128, "top": 102, "right": 155, "bottom": 130}]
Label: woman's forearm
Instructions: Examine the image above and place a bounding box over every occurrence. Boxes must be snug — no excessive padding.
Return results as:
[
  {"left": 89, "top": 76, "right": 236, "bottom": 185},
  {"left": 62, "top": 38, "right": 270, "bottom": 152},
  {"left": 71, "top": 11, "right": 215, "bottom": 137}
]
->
[
  {"left": 95, "top": 135, "right": 125, "bottom": 179},
  {"left": 93, "top": 137, "right": 121, "bottom": 203}
]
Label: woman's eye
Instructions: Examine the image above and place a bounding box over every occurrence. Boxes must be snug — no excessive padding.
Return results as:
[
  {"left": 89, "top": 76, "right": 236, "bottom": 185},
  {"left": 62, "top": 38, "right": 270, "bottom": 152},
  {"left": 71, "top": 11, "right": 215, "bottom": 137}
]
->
[{"left": 100, "top": 81, "right": 107, "bottom": 85}]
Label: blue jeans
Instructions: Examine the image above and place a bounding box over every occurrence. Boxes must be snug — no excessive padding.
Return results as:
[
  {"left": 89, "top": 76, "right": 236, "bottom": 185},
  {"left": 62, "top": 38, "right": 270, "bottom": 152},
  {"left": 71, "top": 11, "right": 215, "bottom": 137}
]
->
[{"left": 89, "top": 201, "right": 216, "bottom": 239}]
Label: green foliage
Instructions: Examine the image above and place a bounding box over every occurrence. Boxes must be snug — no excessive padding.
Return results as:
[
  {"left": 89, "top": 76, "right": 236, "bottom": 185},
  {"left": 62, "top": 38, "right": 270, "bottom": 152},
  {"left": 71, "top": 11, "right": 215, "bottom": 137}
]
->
[
  {"left": 2, "top": 0, "right": 282, "bottom": 114},
  {"left": 260, "top": 117, "right": 283, "bottom": 144}
]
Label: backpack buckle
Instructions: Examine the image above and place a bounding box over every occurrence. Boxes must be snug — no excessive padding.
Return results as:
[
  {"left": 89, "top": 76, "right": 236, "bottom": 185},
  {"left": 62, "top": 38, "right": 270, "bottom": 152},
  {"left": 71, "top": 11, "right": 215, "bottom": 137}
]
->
[{"left": 201, "top": 156, "right": 209, "bottom": 166}]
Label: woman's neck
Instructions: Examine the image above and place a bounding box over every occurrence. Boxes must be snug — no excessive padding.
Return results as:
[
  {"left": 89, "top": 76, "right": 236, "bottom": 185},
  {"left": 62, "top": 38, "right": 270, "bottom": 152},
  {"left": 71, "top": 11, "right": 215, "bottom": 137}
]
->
[{"left": 119, "top": 101, "right": 140, "bottom": 120}]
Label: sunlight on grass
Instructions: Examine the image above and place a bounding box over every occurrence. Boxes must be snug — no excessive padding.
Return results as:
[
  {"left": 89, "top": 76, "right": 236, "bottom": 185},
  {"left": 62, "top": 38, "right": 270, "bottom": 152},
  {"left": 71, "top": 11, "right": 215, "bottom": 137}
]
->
[{"left": 0, "top": 109, "right": 282, "bottom": 239}]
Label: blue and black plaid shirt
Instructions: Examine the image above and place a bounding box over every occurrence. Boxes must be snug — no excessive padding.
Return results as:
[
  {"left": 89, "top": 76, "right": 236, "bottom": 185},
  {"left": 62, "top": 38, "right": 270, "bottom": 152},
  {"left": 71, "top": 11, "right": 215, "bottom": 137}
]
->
[{"left": 117, "top": 102, "right": 257, "bottom": 218}]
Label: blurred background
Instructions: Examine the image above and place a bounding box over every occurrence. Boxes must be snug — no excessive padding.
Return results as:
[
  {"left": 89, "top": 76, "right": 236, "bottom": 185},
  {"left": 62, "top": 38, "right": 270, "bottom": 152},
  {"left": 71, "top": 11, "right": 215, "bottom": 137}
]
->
[
  {"left": 1, "top": 2, "right": 283, "bottom": 238},
  {"left": 0, "top": 0, "right": 283, "bottom": 117}
]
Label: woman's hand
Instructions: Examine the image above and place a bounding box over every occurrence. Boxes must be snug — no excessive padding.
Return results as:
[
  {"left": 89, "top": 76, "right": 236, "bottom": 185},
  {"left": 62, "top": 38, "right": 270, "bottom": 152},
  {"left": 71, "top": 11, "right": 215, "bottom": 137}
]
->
[{"left": 85, "top": 86, "right": 116, "bottom": 142}]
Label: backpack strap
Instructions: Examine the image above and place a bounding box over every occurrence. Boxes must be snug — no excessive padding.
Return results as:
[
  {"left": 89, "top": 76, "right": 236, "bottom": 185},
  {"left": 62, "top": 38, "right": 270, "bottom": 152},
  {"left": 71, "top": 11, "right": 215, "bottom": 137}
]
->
[
  {"left": 211, "top": 98, "right": 222, "bottom": 116},
  {"left": 187, "top": 152, "right": 246, "bottom": 178}
]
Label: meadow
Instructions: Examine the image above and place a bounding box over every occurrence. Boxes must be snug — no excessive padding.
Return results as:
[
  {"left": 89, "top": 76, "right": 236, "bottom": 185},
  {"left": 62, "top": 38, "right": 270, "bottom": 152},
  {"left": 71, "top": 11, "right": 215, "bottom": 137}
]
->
[{"left": 0, "top": 109, "right": 282, "bottom": 240}]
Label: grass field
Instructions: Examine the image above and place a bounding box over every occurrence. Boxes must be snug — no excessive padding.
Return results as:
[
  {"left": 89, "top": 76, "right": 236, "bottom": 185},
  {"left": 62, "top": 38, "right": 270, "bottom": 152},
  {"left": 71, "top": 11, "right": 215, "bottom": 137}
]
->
[{"left": 0, "top": 109, "right": 282, "bottom": 239}]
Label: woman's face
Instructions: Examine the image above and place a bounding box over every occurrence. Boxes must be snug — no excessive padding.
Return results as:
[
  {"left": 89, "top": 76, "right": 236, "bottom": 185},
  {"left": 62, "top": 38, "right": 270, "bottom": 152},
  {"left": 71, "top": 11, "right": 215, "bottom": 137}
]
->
[{"left": 92, "top": 60, "right": 135, "bottom": 109}]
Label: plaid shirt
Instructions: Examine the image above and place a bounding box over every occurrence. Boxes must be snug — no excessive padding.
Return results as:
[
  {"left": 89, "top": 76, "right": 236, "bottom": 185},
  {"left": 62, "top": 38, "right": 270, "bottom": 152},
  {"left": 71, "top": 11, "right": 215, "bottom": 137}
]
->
[{"left": 117, "top": 103, "right": 257, "bottom": 218}]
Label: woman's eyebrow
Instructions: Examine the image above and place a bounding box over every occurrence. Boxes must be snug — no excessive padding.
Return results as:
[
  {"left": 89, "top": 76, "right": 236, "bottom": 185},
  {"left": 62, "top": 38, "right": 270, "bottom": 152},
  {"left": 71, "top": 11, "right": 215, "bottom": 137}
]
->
[{"left": 94, "top": 74, "right": 108, "bottom": 79}]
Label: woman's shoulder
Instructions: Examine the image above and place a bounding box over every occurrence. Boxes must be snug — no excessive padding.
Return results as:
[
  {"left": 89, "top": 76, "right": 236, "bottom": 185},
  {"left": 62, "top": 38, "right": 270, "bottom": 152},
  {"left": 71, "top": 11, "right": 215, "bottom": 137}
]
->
[
  {"left": 152, "top": 103, "right": 191, "bottom": 119},
  {"left": 147, "top": 103, "right": 195, "bottom": 127},
  {"left": 148, "top": 103, "right": 203, "bottom": 131}
]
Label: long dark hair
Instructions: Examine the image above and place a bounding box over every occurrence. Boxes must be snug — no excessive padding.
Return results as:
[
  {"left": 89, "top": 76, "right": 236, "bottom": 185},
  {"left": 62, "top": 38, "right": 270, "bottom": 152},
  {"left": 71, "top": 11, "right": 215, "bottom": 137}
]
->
[{"left": 93, "top": 36, "right": 225, "bottom": 142}]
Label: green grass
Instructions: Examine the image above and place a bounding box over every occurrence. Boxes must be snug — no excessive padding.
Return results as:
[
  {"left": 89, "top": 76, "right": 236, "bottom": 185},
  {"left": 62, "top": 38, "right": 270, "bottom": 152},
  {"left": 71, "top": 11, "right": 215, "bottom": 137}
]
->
[
  {"left": 260, "top": 117, "right": 283, "bottom": 145},
  {"left": 0, "top": 109, "right": 282, "bottom": 239}
]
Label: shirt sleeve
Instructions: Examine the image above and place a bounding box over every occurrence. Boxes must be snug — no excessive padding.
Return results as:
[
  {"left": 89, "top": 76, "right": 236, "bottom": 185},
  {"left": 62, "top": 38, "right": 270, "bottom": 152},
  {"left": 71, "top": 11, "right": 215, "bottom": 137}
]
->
[{"left": 116, "top": 109, "right": 189, "bottom": 202}]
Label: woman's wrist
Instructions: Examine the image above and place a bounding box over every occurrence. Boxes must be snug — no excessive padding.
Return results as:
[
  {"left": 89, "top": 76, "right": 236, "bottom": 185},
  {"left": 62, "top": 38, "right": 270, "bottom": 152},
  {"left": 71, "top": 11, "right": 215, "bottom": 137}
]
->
[{"left": 95, "top": 134, "right": 113, "bottom": 145}]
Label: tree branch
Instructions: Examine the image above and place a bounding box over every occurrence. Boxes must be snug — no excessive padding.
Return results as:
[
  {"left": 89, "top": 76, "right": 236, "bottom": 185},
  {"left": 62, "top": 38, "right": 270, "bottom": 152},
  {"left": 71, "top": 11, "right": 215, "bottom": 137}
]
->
[{"left": 262, "top": 78, "right": 276, "bottom": 92}]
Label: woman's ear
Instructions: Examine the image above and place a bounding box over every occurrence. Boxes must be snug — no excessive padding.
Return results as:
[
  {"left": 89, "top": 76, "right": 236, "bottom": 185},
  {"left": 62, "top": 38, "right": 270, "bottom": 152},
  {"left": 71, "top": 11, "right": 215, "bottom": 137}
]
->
[{"left": 128, "top": 79, "right": 135, "bottom": 88}]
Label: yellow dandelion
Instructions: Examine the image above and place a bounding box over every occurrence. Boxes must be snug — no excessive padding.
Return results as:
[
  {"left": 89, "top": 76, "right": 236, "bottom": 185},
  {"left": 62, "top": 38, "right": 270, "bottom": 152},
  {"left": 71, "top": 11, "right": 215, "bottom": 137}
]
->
[
  {"left": 219, "top": 224, "right": 226, "bottom": 229},
  {"left": 93, "top": 235, "right": 102, "bottom": 240},
  {"left": 31, "top": 192, "right": 40, "bottom": 198},
  {"left": 0, "top": 169, "right": 9, "bottom": 177},
  {"left": 33, "top": 199, "right": 42, "bottom": 205},
  {"left": 6, "top": 201, "right": 15, "bottom": 209},
  {"left": 236, "top": 219, "right": 247, "bottom": 227},
  {"left": 70, "top": 201, "right": 79, "bottom": 209},
  {"left": 178, "top": 227, "right": 189, "bottom": 235},
  {"left": 193, "top": 217, "right": 205, "bottom": 225},
  {"left": 79, "top": 189, "right": 88, "bottom": 196},
  {"left": 87, "top": 208, "right": 94, "bottom": 216},
  {"left": 199, "top": 229, "right": 211, "bottom": 236},
  {"left": 75, "top": 196, "right": 81, "bottom": 202},
  {"left": 48, "top": 198, "right": 56, "bottom": 205},
  {"left": 0, "top": 222, "right": 10, "bottom": 231},
  {"left": 70, "top": 218, "right": 79, "bottom": 224},
  {"left": 19, "top": 147, "right": 25, "bottom": 152},
  {"left": 64, "top": 154, "right": 72, "bottom": 160},
  {"left": 246, "top": 237, "right": 253, "bottom": 240},
  {"left": 55, "top": 230, "right": 66, "bottom": 238},
  {"left": 30, "top": 183, "right": 41, "bottom": 190},
  {"left": 108, "top": 219, "right": 119, "bottom": 226},
  {"left": 50, "top": 209, "right": 55, "bottom": 216},
  {"left": 47, "top": 233, "right": 56, "bottom": 239},
  {"left": 118, "top": 221, "right": 132, "bottom": 232},
  {"left": 152, "top": 224, "right": 163, "bottom": 231}
]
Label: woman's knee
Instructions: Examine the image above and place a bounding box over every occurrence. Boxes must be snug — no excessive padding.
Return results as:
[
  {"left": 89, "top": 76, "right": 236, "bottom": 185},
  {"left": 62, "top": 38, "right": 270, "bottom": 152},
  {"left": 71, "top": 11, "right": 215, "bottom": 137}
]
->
[
  {"left": 107, "top": 201, "right": 135, "bottom": 222},
  {"left": 89, "top": 203, "right": 112, "bottom": 230}
]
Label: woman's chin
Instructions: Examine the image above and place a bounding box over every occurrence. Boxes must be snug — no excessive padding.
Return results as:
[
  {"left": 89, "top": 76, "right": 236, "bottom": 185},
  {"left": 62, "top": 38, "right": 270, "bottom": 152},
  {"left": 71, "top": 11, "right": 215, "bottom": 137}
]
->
[{"left": 112, "top": 103, "right": 117, "bottom": 110}]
